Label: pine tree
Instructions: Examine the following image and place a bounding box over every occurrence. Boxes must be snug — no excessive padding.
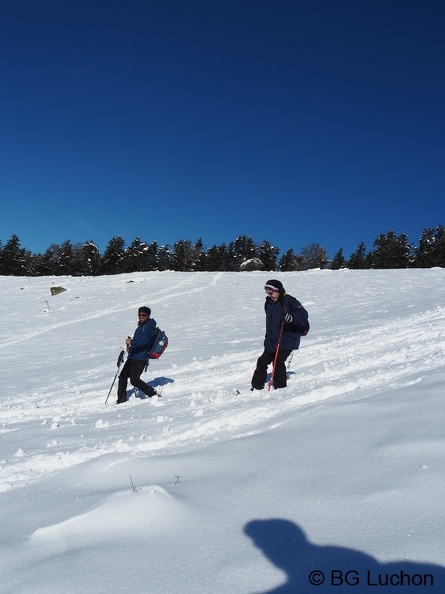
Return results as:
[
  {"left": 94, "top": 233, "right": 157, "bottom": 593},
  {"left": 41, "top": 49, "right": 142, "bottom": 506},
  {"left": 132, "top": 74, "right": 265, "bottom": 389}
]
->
[
  {"left": 278, "top": 248, "right": 301, "bottom": 271},
  {"left": 204, "top": 245, "right": 221, "bottom": 271},
  {"left": 0, "top": 234, "right": 31, "bottom": 275},
  {"left": 35, "top": 244, "right": 58, "bottom": 275},
  {"left": 81, "top": 240, "right": 101, "bottom": 275},
  {"left": 157, "top": 245, "right": 171, "bottom": 271},
  {"left": 348, "top": 242, "right": 368, "bottom": 269},
  {"left": 145, "top": 241, "right": 159, "bottom": 271},
  {"left": 205, "top": 243, "right": 231, "bottom": 271},
  {"left": 414, "top": 225, "right": 445, "bottom": 268},
  {"left": 192, "top": 238, "right": 206, "bottom": 271},
  {"left": 229, "top": 235, "right": 257, "bottom": 270},
  {"left": 171, "top": 239, "right": 194, "bottom": 271},
  {"left": 125, "top": 237, "right": 150, "bottom": 272},
  {"left": 257, "top": 240, "right": 279, "bottom": 271},
  {"left": 70, "top": 243, "right": 86, "bottom": 276},
  {"left": 100, "top": 236, "right": 126, "bottom": 274},
  {"left": 28, "top": 252, "right": 45, "bottom": 276},
  {"left": 370, "top": 230, "right": 412, "bottom": 269},
  {"left": 54, "top": 240, "right": 74, "bottom": 275},
  {"left": 330, "top": 247, "right": 346, "bottom": 270}
]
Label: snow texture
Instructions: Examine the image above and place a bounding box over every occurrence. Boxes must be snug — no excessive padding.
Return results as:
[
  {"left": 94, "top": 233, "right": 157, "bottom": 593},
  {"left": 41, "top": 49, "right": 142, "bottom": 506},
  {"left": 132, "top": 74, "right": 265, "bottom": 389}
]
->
[{"left": 1, "top": 269, "right": 445, "bottom": 593}]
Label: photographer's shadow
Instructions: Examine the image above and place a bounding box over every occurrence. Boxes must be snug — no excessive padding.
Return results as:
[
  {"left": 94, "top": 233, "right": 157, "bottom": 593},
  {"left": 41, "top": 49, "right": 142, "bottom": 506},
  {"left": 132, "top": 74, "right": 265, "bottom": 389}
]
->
[{"left": 244, "top": 519, "right": 445, "bottom": 593}]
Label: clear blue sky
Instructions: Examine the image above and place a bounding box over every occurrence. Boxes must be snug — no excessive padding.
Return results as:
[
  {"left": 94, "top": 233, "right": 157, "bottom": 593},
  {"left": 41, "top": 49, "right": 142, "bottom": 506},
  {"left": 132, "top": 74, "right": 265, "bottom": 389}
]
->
[{"left": 1, "top": 0, "right": 444, "bottom": 260}]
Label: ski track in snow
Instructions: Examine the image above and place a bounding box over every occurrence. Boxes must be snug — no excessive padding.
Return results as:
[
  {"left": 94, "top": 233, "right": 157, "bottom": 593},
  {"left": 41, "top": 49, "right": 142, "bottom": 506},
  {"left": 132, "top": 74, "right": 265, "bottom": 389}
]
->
[
  {"left": 1, "top": 273, "right": 444, "bottom": 492},
  {"left": 2, "top": 273, "right": 219, "bottom": 348}
]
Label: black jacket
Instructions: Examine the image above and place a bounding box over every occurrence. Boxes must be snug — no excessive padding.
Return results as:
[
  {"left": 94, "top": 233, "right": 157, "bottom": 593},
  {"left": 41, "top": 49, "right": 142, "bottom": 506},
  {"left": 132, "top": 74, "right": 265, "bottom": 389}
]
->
[{"left": 264, "top": 294, "right": 308, "bottom": 352}]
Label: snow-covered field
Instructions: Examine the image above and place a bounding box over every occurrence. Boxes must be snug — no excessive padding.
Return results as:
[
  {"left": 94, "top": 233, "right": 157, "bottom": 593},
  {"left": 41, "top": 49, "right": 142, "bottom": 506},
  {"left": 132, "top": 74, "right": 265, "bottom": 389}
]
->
[{"left": 1, "top": 269, "right": 444, "bottom": 593}]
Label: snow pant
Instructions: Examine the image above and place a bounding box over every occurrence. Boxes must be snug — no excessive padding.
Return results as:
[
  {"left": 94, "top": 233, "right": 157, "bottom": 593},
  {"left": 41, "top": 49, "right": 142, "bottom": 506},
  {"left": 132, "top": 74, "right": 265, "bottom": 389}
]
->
[
  {"left": 117, "top": 358, "right": 156, "bottom": 403},
  {"left": 251, "top": 348, "right": 293, "bottom": 390}
]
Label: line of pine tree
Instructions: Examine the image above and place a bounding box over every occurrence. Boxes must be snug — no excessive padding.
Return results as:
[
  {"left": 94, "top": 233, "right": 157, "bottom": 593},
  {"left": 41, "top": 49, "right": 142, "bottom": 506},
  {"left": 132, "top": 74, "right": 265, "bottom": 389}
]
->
[{"left": 0, "top": 226, "right": 444, "bottom": 276}]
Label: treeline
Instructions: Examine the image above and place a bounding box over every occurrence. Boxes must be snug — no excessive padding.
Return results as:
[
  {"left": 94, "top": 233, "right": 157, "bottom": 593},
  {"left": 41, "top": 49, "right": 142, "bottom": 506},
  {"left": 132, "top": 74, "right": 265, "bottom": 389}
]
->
[{"left": 0, "top": 226, "right": 444, "bottom": 276}]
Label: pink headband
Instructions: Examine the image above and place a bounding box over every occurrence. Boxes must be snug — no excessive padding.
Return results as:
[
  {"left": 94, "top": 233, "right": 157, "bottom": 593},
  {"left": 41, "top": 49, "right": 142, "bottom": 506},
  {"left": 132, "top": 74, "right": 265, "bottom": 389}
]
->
[{"left": 265, "top": 284, "right": 279, "bottom": 292}]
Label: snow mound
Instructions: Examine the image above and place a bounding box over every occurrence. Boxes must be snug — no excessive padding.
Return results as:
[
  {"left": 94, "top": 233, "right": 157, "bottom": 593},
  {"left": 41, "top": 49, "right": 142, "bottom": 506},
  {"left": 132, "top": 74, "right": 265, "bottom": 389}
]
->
[{"left": 31, "top": 485, "right": 182, "bottom": 548}]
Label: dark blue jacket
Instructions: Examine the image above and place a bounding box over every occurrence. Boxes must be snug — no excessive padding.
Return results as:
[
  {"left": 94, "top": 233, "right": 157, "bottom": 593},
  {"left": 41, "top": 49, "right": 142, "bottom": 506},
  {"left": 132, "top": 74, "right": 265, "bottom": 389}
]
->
[
  {"left": 129, "top": 318, "right": 156, "bottom": 362},
  {"left": 264, "top": 294, "right": 308, "bottom": 352}
]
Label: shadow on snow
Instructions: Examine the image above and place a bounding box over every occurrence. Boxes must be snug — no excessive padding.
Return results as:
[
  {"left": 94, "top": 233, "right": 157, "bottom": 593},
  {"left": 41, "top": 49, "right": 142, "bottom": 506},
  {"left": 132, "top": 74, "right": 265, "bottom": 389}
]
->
[{"left": 244, "top": 519, "right": 445, "bottom": 593}]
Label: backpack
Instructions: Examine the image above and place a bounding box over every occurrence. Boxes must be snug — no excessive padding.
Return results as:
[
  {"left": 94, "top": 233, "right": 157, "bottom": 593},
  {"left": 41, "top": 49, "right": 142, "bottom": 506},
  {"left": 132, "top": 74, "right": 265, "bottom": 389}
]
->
[
  {"left": 294, "top": 319, "right": 310, "bottom": 336},
  {"left": 147, "top": 327, "right": 168, "bottom": 359},
  {"left": 284, "top": 295, "right": 310, "bottom": 336}
]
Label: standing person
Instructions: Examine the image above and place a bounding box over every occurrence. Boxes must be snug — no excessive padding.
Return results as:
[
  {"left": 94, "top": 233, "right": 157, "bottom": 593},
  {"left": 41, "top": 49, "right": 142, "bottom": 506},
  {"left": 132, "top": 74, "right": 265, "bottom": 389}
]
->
[
  {"left": 251, "top": 280, "right": 308, "bottom": 391},
  {"left": 116, "top": 306, "right": 158, "bottom": 404}
]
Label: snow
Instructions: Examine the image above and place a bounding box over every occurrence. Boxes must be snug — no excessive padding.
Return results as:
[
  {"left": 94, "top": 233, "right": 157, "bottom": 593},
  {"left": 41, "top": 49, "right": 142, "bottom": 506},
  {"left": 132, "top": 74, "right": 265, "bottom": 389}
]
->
[{"left": 1, "top": 269, "right": 445, "bottom": 593}]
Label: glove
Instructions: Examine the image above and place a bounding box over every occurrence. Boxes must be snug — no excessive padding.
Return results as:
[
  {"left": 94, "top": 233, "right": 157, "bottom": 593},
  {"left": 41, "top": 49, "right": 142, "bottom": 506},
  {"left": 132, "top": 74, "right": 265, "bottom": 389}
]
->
[{"left": 284, "top": 312, "right": 293, "bottom": 323}]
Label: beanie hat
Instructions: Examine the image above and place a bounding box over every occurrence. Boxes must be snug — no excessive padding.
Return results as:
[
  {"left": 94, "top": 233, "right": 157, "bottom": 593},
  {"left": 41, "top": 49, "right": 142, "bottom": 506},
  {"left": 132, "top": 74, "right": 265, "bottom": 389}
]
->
[
  {"left": 138, "top": 306, "right": 151, "bottom": 316},
  {"left": 265, "top": 279, "right": 285, "bottom": 296}
]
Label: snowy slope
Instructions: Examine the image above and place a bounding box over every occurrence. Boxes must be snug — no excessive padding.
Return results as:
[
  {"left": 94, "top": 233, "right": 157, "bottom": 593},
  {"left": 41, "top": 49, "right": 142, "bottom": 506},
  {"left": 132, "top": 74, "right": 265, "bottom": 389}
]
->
[{"left": 1, "top": 269, "right": 444, "bottom": 593}]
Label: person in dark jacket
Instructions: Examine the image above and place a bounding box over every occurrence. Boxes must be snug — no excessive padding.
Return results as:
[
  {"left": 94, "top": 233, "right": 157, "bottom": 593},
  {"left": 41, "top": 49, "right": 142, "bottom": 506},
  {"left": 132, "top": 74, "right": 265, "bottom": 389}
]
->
[
  {"left": 116, "top": 306, "right": 158, "bottom": 404},
  {"left": 251, "top": 280, "right": 308, "bottom": 390}
]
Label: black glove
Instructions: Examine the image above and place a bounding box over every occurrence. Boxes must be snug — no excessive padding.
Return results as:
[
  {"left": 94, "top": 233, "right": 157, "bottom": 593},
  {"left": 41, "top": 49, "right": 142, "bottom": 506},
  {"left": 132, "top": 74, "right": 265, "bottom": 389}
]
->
[{"left": 284, "top": 312, "right": 293, "bottom": 323}]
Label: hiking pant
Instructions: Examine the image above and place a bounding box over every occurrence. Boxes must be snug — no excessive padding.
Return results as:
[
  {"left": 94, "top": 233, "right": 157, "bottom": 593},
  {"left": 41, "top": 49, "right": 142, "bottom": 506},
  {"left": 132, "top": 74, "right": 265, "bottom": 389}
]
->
[
  {"left": 251, "top": 348, "right": 293, "bottom": 390},
  {"left": 117, "top": 358, "right": 155, "bottom": 402}
]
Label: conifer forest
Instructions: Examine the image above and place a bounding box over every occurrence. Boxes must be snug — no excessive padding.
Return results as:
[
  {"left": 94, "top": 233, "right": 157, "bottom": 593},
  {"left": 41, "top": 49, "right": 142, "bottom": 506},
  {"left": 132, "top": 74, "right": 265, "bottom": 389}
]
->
[{"left": 1, "top": 225, "right": 444, "bottom": 276}]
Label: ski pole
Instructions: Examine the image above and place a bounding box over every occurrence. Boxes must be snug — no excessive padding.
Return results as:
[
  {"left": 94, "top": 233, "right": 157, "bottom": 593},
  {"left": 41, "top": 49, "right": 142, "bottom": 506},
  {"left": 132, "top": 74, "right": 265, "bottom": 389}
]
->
[
  {"left": 268, "top": 320, "right": 285, "bottom": 391},
  {"left": 287, "top": 351, "right": 294, "bottom": 371},
  {"left": 105, "top": 350, "right": 125, "bottom": 404}
]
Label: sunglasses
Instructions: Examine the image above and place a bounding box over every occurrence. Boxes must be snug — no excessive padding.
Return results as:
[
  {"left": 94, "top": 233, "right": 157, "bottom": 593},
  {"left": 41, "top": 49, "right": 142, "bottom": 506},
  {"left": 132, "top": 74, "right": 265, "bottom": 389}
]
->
[
  {"left": 264, "top": 286, "right": 278, "bottom": 295},
  {"left": 138, "top": 313, "right": 148, "bottom": 318}
]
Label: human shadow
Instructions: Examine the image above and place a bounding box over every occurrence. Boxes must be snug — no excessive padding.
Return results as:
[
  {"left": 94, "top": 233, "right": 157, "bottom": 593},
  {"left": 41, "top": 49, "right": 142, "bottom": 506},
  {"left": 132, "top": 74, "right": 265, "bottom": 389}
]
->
[
  {"left": 151, "top": 376, "right": 174, "bottom": 389},
  {"left": 264, "top": 371, "right": 296, "bottom": 386},
  {"left": 244, "top": 519, "right": 445, "bottom": 593},
  {"left": 130, "top": 377, "right": 174, "bottom": 400}
]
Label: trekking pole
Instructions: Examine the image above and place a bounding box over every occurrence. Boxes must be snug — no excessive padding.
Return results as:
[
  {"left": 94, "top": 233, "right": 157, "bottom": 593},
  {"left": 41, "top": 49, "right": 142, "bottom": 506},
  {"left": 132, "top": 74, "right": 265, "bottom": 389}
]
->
[
  {"left": 287, "top": 351, "right": 294, "bottom": 371},
  {"left": 105, "top": 350, "right": 125, "bottom": 405},
  {"left": 268, "top": 320, "right": 285, "bottom": 391}
]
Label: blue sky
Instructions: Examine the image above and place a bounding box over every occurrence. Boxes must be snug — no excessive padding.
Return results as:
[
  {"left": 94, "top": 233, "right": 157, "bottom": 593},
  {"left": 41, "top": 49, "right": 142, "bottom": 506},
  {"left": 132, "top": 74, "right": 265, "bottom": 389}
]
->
[{"left": 1, "top": 0, "right": 444, "bottom": 260}]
